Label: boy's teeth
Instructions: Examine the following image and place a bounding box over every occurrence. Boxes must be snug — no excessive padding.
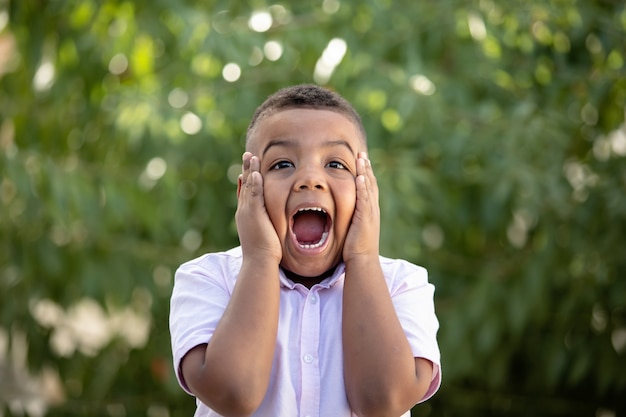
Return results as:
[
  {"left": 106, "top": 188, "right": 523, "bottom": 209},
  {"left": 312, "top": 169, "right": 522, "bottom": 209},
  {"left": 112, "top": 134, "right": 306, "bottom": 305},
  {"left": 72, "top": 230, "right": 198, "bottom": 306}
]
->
[
  {"left": 298, "top": 207, "right": 325, "bottom": 213},
  {"left": 299, "top": 232, "right": 328, "bottom": 249}
]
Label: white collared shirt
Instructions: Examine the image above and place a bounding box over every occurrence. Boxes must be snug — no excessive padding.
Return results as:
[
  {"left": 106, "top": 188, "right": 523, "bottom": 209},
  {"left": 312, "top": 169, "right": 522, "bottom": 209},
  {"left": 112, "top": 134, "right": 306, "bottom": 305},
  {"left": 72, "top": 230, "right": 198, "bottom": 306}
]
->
[{"left": 170, "top": 246, "right": 441, "bottom": 417}]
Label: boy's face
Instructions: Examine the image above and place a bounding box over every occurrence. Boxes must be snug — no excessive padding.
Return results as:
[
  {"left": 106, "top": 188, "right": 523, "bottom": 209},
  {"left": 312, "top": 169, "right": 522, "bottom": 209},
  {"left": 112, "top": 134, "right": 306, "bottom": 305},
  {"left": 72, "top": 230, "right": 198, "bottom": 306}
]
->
[{"left": 247, "top": 108, "right": 365, "bottom": 278}]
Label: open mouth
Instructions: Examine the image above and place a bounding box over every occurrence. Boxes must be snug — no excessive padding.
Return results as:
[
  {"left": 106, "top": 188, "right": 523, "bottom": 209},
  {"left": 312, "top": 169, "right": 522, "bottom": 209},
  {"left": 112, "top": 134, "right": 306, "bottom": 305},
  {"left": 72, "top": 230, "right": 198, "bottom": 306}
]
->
[{"left": 291, "top": 207, "right": 331, "bottom": 249}]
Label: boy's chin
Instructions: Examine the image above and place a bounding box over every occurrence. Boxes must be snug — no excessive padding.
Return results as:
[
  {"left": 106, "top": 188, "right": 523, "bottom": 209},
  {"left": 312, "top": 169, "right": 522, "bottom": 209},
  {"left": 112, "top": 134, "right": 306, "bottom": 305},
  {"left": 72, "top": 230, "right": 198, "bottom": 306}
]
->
[{"left": 279, "top": 247, "right": 344, "bottom": 282}]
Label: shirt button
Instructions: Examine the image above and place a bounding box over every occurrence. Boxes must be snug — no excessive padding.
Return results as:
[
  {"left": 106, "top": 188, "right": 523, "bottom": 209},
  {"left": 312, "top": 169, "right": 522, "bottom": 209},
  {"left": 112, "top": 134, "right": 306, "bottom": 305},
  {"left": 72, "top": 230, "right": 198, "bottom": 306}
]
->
[
  {"left": 303, "top": 353, "right": 314, "bottom": 364},
  {"left": 310, "top": 295, "right": 318, "bottom": 304}
]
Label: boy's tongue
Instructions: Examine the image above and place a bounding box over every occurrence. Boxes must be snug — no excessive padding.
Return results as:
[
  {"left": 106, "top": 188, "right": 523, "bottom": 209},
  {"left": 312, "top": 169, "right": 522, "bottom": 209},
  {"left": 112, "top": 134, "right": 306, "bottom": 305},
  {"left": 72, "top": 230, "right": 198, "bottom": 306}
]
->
[{"left": 293, "top": 212, "right": 326, "bottom": 243}]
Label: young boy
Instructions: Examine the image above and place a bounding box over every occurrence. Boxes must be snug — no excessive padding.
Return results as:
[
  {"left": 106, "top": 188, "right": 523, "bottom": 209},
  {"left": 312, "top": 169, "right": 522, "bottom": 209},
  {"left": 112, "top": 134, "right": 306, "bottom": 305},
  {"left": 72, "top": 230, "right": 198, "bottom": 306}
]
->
[{"left": 169, "top": 84, "right": 441, "bottom": 417}]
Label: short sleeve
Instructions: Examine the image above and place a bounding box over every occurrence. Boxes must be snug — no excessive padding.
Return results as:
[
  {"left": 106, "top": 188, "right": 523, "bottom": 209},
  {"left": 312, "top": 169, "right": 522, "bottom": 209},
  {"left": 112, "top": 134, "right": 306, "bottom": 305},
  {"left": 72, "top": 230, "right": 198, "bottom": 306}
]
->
[
  {"left": 169, "top": 253, "right": 236, "bottom": 395},
  {"left": 385, "top": 258, "right": 442, "bottom": 402}
]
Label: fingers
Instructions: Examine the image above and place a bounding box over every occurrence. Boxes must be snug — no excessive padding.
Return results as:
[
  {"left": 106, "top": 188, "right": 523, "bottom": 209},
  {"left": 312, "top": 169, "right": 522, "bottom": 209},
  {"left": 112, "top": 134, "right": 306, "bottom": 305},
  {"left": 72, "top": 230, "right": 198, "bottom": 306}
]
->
[
  {"left": 344, "top": 152, "right": 380, "bottom": 261},
  {"left": 355, "top": 152, "right": 378, "bottom": 205},
  {"left": 239, "top": 152, "right": 263, "bottom": 199},
  {"left": 240, "top": 152, "right": 252, "bottom": 185}
]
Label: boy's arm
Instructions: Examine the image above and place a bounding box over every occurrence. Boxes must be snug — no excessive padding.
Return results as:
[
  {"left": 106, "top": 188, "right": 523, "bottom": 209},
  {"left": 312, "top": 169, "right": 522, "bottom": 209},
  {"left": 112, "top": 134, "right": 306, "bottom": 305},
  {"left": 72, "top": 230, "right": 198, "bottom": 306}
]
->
[
  {"left": 343, "top": 258, "right": 433, "bottom": 417},
  {"left": 181, "top": 154, "right": 282, "bottom": 417},
  {"left": 342, "top": 153, "right": 434, "bottom": 417}
]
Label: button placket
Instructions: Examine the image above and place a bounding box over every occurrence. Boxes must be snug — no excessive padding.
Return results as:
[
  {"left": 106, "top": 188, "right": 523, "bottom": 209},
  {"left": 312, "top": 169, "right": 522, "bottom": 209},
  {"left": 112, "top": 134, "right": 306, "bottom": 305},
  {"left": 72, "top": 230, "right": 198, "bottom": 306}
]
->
[{"left": 299, "top": 289, "right": 321, "bottom": 417}]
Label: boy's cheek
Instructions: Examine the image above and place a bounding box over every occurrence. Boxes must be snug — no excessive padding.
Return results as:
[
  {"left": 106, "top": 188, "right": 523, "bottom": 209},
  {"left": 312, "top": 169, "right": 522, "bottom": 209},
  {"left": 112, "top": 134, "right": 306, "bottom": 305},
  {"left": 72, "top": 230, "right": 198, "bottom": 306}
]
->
[{"left": 263, "top": 206, "right": 284, "bottom": 235}]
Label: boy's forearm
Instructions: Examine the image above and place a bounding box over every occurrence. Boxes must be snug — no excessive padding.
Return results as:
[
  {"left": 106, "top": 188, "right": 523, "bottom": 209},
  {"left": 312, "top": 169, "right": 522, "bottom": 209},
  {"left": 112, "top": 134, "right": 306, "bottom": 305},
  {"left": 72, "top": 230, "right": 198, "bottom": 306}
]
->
[
  {"left": 183, "top": 257, "right": 280, "bottom": 416},
  {"left": 342, "top": 256, "right": 431, "bottom": 417}
]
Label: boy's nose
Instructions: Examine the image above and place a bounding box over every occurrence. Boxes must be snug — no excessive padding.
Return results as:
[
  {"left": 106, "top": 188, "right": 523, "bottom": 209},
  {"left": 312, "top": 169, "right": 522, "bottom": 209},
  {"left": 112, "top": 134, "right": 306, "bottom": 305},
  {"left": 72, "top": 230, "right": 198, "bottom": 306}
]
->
[{"left": 294, "top": 167, "right": 326, "bottom": 191}]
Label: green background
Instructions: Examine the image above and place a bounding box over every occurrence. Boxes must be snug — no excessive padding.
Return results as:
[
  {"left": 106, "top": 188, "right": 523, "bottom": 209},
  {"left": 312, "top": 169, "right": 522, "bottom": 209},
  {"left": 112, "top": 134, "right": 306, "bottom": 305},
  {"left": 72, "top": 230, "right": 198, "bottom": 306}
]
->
[{"left": 1, "top": 0, "right": 625, "bottom": 416}]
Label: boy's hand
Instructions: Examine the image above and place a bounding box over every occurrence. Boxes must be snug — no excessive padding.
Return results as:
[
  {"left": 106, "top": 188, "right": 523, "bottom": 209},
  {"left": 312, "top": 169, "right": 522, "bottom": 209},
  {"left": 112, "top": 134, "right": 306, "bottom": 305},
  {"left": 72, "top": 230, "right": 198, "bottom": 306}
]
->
[
  {"left": 343, "top": 152, "right": 380, "bottom": 263},
  {"left": 236, "top": 152, "right": 282, "bottom": 264}
]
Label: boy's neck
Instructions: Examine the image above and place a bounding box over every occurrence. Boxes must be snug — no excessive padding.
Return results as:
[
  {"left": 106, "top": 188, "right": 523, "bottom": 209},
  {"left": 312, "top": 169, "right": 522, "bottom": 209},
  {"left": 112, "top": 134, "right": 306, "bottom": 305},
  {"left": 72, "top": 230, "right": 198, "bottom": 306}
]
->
[{"left": 282, "top": 266, "right": 338, "bottom": 289}]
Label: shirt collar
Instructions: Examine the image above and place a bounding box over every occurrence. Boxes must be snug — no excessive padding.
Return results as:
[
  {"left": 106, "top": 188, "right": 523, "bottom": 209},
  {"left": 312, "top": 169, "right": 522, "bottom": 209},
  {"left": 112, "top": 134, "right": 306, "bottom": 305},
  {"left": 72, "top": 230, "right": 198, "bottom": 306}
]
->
[{"left": 279, "top": 263, "right": 346, "bottom": 290}]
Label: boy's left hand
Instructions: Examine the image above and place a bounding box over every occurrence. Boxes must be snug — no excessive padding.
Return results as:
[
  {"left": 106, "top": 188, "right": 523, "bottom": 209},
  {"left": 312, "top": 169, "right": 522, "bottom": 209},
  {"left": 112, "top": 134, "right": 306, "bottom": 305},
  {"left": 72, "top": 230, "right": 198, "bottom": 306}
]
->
[{"left": 343, "top": 152, "right": 380, "bottom": 263}]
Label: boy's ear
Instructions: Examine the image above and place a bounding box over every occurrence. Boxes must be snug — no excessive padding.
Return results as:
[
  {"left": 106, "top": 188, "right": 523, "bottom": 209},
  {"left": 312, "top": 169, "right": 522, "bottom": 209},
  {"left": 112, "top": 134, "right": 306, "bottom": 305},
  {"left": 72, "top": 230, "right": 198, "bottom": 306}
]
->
[{"left": 236, "top": 174, "right": 243, "bottom": 198}]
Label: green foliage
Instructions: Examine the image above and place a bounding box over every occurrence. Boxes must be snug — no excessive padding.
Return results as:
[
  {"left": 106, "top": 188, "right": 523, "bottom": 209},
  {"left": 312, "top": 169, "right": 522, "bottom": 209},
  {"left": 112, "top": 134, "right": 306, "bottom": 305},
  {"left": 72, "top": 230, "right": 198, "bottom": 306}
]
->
[{"left": 1, "top": 0, "right": 625, "bottom": 416}]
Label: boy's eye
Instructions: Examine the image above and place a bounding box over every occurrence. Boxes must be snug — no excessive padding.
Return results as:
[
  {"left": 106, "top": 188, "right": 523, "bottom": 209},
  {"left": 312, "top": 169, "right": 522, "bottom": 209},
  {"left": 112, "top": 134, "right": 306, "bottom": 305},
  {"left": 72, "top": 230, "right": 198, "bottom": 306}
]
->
[
  {"left": 326, "top": 161, "right": 346, "bottom": 170},
  {"left": 271, "top": 161, "right": 294, "bottom": 170}
]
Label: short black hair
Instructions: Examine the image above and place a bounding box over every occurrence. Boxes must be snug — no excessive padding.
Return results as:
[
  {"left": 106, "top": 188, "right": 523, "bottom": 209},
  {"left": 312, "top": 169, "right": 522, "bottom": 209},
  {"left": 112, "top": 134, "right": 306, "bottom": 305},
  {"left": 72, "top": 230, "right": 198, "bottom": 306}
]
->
[{"left": 246, "top": 84, "right": 366, "bottom": 145}]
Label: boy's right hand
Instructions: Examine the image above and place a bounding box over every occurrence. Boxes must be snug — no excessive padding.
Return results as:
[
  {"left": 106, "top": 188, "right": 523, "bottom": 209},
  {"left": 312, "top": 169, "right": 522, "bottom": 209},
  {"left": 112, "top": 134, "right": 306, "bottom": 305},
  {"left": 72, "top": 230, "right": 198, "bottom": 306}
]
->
[{"left": 236, "top": 152, "right": 282, "bottom": 265}]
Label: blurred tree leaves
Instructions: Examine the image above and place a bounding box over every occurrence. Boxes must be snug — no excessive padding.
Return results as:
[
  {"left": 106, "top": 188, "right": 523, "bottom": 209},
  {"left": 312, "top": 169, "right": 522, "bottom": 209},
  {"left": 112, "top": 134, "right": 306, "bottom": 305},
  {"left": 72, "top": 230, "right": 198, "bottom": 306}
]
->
[{"left": 1, "top": 0, "right": 625, "bottom": 416}]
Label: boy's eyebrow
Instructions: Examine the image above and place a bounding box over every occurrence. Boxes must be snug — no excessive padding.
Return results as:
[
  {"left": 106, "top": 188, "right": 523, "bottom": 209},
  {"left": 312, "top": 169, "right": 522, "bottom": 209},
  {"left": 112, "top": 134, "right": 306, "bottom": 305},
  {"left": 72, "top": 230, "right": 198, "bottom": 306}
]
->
[
  {"left": 262, "top": 139, "right": 355, "bottom": 156},
  {"left": 262, "top": 139, "right": 292, "bottom": 156}
]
